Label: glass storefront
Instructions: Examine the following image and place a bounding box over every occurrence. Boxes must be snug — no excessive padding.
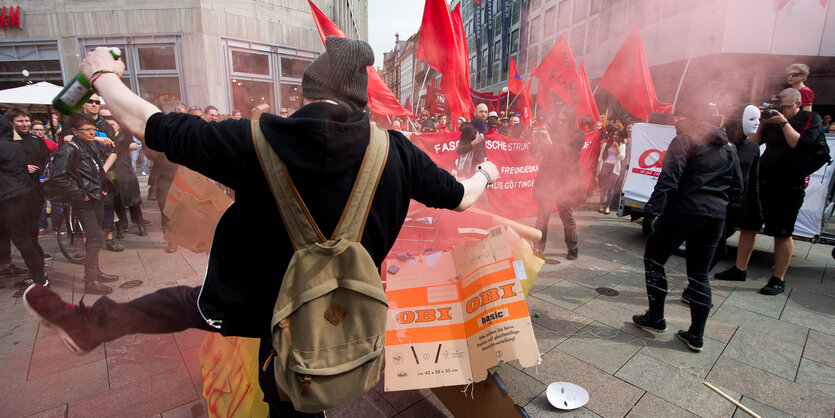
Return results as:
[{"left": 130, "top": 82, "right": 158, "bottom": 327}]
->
[
  {"left": 0, "top": 39, "right": 64, "bottom": 90},
  {"left": 223, "top": 38, "right": 317, "bottom": 116},
  {"left": 78, "top": 35, "right": 185, "bottom": 113}
]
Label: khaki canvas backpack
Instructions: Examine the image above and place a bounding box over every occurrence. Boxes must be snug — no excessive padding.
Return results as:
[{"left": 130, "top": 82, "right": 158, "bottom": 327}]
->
[{"left": 251, "top": 121, "right": 390, "bottom": 413}]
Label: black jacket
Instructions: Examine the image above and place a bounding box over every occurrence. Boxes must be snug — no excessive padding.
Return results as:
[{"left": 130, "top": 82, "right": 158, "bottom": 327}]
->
[
  {"left": 19, "top": 132, "right": 51, "bottom": 189},
  {"left": 0, "top": 117, "right": 33, "bottom": 202},
  {"left": 532, "top": 125, "right": 585, "bottom": 204},
  {"left": 48, "top": 138, "right": 107, "bottom": 202},
  {"left": 645, "top": 122, "right": 743, "bottom": 219},
  {"left": 144, "top": 102, "right": 464, "bottom": 338}
]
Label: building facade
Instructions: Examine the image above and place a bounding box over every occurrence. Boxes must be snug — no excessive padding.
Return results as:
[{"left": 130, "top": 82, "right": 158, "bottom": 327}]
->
[
  {"left": 383, "top": 0, "right": 833, "bottom": 118},
  {"left": 0, "top": 0, "right": 367, "bottom": 114}
]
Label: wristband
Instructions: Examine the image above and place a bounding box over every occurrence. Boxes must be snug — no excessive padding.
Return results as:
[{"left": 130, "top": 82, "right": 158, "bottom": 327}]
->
[
  {"left": 476, "top": 169, "right": 492, "bottom": 184},
  {"left": 90, "top": 70, "right": 119, "bottom": 87},
  {"left": 779, "top": 121, "right": 788, "bottom": 127}
]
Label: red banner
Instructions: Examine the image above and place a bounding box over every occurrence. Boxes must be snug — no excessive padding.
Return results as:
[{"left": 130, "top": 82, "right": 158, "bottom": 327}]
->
[{"left": 409, "top": 132, "right": 539, "bottom": 219}]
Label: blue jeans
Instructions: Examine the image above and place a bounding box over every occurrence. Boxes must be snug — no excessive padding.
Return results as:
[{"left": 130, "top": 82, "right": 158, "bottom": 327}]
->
[{"left": 39, "top": 201, "right": 63, "bottom": 231}]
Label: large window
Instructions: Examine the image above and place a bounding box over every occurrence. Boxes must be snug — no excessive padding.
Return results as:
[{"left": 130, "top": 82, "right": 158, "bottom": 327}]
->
[
  {"left": 222, "top": 38, "right": 317, "bottom": 116},
  {"left": 79, "top": 35, "right": 185, "bottom": 113},
  {"left": 0, "top": 39, "right": 64, "bottom": 91}
]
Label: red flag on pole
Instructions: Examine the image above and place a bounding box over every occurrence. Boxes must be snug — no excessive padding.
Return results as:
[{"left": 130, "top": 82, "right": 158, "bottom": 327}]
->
[
  {"left": 597, "top": 25, "right": 672, "bottom": 121},
  {"left": 533, "top": 34, "right": 599, "bottom": 124},
  {"left": 508, "top": 57, "right": 525, "bottom": 95},
  {"left": 577, "top": 60, "right": 602, "bottom": 124},
  {"left": 416, "top": 0, "right": 474, "bottom": 121},
  {"left": 518, "top": 82, "right": 534, "bottom": 127},
  {"left": 307, "top": 0, "right": 414, "bottom": 118},
  {"left": 404, "top": 97, "right": 413, "bottom": 113}
]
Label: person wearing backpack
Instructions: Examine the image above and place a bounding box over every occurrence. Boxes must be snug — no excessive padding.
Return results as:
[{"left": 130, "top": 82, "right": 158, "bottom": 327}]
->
[
  {"left": 22, "top": 38, "right": 499, "bottom": 416},
  {"left": 713, "top": 88, "right": 823, "bottom": 295}
]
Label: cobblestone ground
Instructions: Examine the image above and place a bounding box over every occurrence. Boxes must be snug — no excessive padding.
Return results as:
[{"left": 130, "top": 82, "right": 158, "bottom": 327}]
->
[{"left": 1, "top": 183, "right": 833, "bottom": 417}]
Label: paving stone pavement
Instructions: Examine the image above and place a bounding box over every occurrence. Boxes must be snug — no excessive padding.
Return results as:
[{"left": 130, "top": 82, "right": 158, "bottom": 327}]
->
[{"left": 2, "top": 184, "right": 834, "bottom": 417}]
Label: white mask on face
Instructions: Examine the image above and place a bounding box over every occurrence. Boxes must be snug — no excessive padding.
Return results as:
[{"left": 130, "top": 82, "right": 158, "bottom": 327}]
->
[{"left": 742, "top": 105, "right": 760, "bottom": 136}]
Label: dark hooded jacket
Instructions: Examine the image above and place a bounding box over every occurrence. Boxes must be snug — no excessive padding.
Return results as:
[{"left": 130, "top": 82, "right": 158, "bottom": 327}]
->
[
  {"left": 143, "top": 102, "right": 464, "bottom": 338},
  {"left": 0, "top": 116, "right": 33, "bottom": 202},
  {"left": 644, "top": 122, "right": 743, "bottom": 219}
]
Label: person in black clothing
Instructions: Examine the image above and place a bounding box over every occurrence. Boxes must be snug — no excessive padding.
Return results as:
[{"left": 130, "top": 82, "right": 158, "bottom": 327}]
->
[
  {"left": 709, "top": 105, "right": 762, "bottom": 271},
  {"left": 457, "top": 102, "right": 488, "bottom": 177},
  {"left": 714, "top": 88, "right": 823, "bottom": 295},
  {"left": 0, "top": 116, "right": 47, "bottom": 290},
  {"left": 45, "top": 113, "right": 120, "bottom": 295},
  {"left": 632, "top": 103, "right": 742, "bottom": 352},
  {"left": 23, "top": 38, "right": 499, "bottom": 417},
  {"left": 531, "top": 105, "right": 584, "bottom": 260},
  {"left": 6, "top": 108, "right": 51, "bottom": 267}
]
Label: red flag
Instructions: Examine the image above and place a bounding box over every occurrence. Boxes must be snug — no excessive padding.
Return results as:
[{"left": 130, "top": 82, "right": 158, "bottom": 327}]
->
[
  {"left": 598, "top": 25, "right": 672, "bottom": 121},
  {"left": 307, "top": 0, "right": 414, "bottom": 118},
  {"left": 404, "top": 97, "right": 413, "bottom": 113},
  {"left": 508, "top": 57, "right": 525, "bottom": 95},
  {"left": 416, "top": 0, "right": 474, "bottom": 121},
  {"left": 577, "top": 60, "right": 602, "bottom": 124},
  {"left": 533, "top": 35, "right": 581, "bottom": 108},
  {"left": 517, "top": 82, "right": 534, "bottom": 127}
]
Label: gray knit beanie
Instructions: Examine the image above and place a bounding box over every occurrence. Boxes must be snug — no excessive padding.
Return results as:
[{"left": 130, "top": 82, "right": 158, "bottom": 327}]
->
[{"left": 302, "top": 36, "right": 374, "bottom": 111}]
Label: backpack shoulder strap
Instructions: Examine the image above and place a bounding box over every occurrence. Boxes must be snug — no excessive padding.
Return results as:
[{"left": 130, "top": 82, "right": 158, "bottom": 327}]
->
[
  {"left": 332, "top": 126, "right": 389, "bottom": 242},
  {"left": 251, "top": 121, "right": 325, "bottom": 249}
]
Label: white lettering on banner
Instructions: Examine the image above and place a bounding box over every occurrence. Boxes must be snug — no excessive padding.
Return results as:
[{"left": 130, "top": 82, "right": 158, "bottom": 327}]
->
[
  {"left": 500, "top": 166, "right": 539, "bottom": 174},
  {"left": 485, "top": 140, "right": 530, "bottom": 152},
  {"left": 434, "top": 141, "right": 458, "bottom": 154}
]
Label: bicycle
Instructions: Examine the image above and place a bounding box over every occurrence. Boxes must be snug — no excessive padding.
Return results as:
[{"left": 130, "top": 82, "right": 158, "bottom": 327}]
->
[{"left": 55, "top": 202, "right": 86, "bottom": 264}]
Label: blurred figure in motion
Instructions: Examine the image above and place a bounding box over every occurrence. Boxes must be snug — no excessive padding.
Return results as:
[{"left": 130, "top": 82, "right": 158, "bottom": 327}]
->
[{"left": 531, "top": 104, "right": 584, "bottom": 260}]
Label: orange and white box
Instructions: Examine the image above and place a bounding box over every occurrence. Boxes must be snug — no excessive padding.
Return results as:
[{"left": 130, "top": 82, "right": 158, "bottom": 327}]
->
[{"left": 383, "top": 227, "right": 541, "bottom": 391}]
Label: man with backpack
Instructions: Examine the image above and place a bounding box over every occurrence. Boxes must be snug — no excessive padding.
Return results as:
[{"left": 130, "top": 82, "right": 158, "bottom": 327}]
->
[
  {"left": 22, "top": 37, "right": 499, "bottom": 416},
  {"left": 713, "top": 88, "right": 824, "bottom": 295}
]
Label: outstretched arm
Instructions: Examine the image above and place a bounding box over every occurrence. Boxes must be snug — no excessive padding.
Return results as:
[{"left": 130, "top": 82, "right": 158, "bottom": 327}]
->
[
  {"left": 455, "top": 161, "right": 499, "bottom": 211},
  {"left": 82, "top": 48, "right": 160, "bottom": 141}
]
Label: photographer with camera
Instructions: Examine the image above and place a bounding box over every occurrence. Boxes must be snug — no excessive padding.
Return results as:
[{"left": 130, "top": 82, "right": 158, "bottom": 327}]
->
[{"left": 714, "top": 88, "right": 823, "bottom": 295}]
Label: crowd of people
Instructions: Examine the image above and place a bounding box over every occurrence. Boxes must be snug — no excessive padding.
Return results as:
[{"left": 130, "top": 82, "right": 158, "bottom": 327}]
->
[
  {"left": 0, "top": 95, "right": 290, "bottom": 296},
  {"left": 0, "top": 39, "right": 828, "bottom": 415}
]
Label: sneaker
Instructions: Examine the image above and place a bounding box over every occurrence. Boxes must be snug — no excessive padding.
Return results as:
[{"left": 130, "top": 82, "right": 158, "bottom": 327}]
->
[
  {"left": 0, "top": 264, "right": 28, "bottom": 277},
  {"left": 43, "top": 254, "right": 53, "bottom": 262},
  {"left": 715, "top": 266, "right": 746, "bottom": 281},
  {"left": 566, "top": 249, "right": 578, "bottom": 260},
  {"left": 38, "top": 229, "right": 47, "bottom": 235},
  {"left": 105, "top": 239, "right": 124, "bottom": 252},
  {"left": 84, "top": 280, "right": 113, "bottom": 295},
  {"left": 13, "top": 279, "right": 48, "bottom": 297},
  {"left": 676, "top": 330, "right": 704, "bottom": 352},
  {"left": 23, "top": 284, "right": 100, "bottom": 353},
  {"left": 632, "top": 312, "right": 666, "bottom": 333},
  {"left": 760, "top": 276, "right": 785, "bottom": 295},
  {"left": 15, "top": 277, "right": 49, "bottom": 288}
]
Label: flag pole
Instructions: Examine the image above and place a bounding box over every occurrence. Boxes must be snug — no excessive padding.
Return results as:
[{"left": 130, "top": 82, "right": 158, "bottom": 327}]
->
[
  {"left": 417, "top": 67, "right": 431, "bottom": 112},
  {"left": 506, "top": 75, "right": 533, "bottom": 109}
]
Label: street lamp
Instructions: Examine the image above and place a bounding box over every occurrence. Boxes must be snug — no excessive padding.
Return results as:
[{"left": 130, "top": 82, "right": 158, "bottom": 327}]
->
[{"left": 22, "top": 69, "right": 32, "bottom": 85}]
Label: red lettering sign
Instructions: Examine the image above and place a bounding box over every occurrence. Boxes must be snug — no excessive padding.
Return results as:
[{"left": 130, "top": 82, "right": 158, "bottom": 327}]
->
[
  {"left": 0, "top": 6, "right": 21, "bottom": 29},
  {"left": 464, "top": 283, "right": 519, "bottom": 314},
  {"left": 638, "top": 149, "right": 665, "bottom": 169},
  {"left": 395, "top": 308, "right": 454, "bottom": 325}
]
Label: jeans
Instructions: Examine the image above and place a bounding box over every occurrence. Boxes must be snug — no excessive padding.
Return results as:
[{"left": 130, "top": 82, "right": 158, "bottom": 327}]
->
[
  {"left": 73, "top": 198, "right": 104, "bottom": 279},
  {"left": 0, "top": 195, "right": 46, "bottom": 283},
  {"left": 644, "top": 213, "right": 724, "bottom": 338},
  {"left": 39, "top": 200, "right": 63, "bottom": 231},
  {"left": 88, "top": 285, "right": 323, "bottom": 417},
  {"left": 534, "top": 200, "right": 578, "bottom": 252},
  {"left": 599, "top": 164, "right": 619, "bottom": 208}
]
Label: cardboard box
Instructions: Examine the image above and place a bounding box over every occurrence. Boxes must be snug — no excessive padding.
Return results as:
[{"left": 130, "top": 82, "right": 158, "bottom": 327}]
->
[
  {"left": 382, "top": 226, "right": 541, "bottom": 392},
  {"left": 163, "top": 167, "right": 233, "bottom": 253}
]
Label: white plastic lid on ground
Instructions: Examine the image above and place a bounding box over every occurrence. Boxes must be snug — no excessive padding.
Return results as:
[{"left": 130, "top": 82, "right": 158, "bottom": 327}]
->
[{"left": 546, "top": 382, "right": 589, "bottom": 410}]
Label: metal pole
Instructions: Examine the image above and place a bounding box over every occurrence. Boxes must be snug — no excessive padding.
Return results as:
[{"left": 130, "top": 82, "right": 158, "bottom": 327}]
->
[{"left": 417, "top": 68, "right": 431, "bottom": 112}]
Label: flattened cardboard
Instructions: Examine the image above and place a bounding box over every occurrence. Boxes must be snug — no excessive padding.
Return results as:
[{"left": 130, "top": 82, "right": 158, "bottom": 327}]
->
[
  {"left": 383, "top": 226, "right": 541, "bottom": 392},
  {"left": 163, "top": 167, "right": 233, "bottom": 252}
]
